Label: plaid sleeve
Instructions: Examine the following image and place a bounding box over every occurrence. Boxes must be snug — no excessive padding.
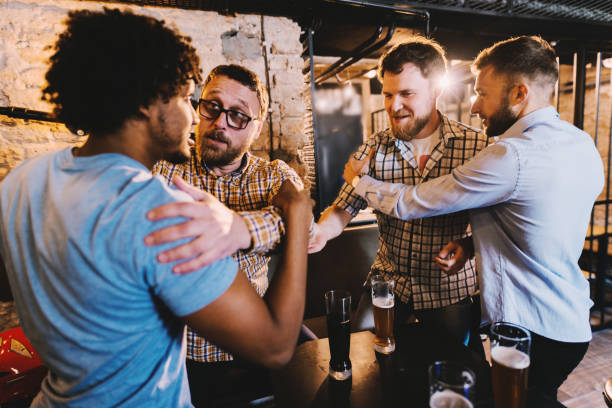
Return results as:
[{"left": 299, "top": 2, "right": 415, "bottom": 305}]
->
[
  {"left": 151, "top": 160, "right": 178, "bottom": 185},
  {"left": 239, "top": 207, "right": 284, "bottom": 254},
  {"left": 239, "top": 160, "right": 307, "bottom": 254},
  {"left": 333, "top": 138, "right": 376, "bottom": 216}
]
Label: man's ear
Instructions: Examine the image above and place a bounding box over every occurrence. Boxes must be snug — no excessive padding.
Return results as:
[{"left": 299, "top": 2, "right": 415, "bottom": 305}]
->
[
  {"left": 139, "top": 105, "right": 152, "bottom": 119},
  {"left": 511, "top": 82, "right": 529, "bottom": 106},
  {"left": 254, "top": 117, "right": 265, "bottom": 136}
]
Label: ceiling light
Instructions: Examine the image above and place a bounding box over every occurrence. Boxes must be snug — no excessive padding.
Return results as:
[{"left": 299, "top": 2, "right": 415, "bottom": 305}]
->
[{"left": 364, "top": 69, "right": 377, "bottom": 79}]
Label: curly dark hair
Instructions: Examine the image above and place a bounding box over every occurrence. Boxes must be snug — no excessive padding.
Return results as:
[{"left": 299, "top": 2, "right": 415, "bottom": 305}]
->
[
  {"left": 203, "top": 64, "right": 269, "bottom": 120},
  {"left": 377, "top": 36, "right": 447, "bottom": 82},
  {"left": 42, "top": 8, "right": 202, "bottom": 136},
  {"left": 472, "top": 36, "right": 558, "bottom": 96}
]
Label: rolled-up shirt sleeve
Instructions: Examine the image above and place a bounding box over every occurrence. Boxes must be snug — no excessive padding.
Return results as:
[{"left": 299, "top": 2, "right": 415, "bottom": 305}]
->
[{"left": 354, "top": 142, "right": 519, "bottom": 220}]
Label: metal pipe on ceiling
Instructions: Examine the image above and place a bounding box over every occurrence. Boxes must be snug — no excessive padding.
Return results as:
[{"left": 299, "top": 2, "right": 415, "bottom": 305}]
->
[
  {"left": 315, "top": 23, "right": 396, "bottom": 85},
  {"left": 314, "top": 24, "right": 384, "bottom": 84},
  {"left": 323, "top": 0, "right": 430, "bottom": 37}
]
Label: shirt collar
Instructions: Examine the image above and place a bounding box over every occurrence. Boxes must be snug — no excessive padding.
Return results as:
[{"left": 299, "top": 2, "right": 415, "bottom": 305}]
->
[
  {"left": 500, "top": 106, "right": 558, "bottom": 140},
  {"left": 438, "top": 112, "right": 462, "bottom": 145}
]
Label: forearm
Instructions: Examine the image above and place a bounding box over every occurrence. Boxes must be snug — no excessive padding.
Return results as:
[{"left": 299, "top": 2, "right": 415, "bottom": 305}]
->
[
  {"left": 262, "top": 206, "right": 310, "bottom": 358},
  {"left": 353, "top": 144, "right": 518, "bottom": 220},
  {"left": 238, "top": 207, "right": 284, "bottom": 254},
  {"left": 317, "top": 205, "right": 353, "bottom": 241},
  {"left": 182, "top": 203, "right": 310, "bottom": 369}
]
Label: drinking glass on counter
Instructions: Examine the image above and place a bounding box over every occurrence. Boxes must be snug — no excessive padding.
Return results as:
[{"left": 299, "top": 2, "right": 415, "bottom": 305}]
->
[
  {"left": 490, "top": 322, "right": 531, "bottom": 408},
  {"left": 324, "top": 290, "right": 352, "bottom": 381},
  {"left": 428, "top": 361, "right": 475, "bottom": 408},
  {"left": 370, "top": 275, "right": 395, "bottom": 354}
]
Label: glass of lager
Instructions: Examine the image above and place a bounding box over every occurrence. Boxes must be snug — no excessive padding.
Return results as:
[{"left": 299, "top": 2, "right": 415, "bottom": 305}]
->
[
  {"left": 490, "top": 322, "right": 531, "bottom": 408},
  {"left": 428, "top": 361, "right": 475, "bottom": 408},
  {"left": 370, "top": 275, "right": 395, "bottom": 354},
  {"left": 324, "top": 290, "right": 352, "bottom": 381}
]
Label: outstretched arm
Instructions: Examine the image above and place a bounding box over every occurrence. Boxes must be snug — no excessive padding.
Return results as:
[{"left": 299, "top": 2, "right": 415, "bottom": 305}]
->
[
  {"left": 181, "top": 180, "right": 311, "bottom": 368},
  {"left": 352, "top": 143, "right": 518, "bottom": 220},
  {"left": 308, "top": 144, "right": 375, "bottom": 254},
  {"left": 308, "top": 205, "right": 353, "bottom": 253}
]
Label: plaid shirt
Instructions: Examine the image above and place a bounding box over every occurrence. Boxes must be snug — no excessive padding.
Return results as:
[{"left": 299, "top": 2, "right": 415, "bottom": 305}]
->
[
  {"left": 153, "top": 148, "right": 303, "bottom": 362},
  {"left": 335, "top": 113, "right": 489, "bottom": 309}
]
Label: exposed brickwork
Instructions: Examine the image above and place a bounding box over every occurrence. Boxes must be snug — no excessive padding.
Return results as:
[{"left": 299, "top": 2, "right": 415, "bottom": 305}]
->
[{"left": 0, "top": 0, "right": 307, "bottom": 182}]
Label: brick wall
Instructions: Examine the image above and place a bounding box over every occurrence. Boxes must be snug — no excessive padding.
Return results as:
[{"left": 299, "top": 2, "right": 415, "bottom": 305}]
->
[{"left": 0, "top": 0, "right": 308, "bottom": 181}]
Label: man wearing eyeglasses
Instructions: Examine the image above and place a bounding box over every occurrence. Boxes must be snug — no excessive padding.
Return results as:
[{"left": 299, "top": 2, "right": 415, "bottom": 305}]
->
[{"left": 150, "top": 64, "right": 308, "bottom": 406}]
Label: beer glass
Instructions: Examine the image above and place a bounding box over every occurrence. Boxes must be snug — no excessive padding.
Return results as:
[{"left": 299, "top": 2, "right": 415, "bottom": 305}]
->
[
  {"left": 428, "top": 361, "right": 475, "bottom": 408},
  {"left": 370, "top": 275, "right": 395, "bottom": 354},
  {"left": 325, "top": 290, "right": 352, "bottom": 381},
  {"left": 490, "top": 322, "right": 531, "bottom": 408}
]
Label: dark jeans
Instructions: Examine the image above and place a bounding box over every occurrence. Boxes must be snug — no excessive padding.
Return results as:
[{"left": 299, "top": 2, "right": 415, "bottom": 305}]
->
[
  {"left": 395, "top": 296, "right": 484, "bottom": 356},
  {"left": 527, "top": 332, "right": 589, "bottom": 408}
]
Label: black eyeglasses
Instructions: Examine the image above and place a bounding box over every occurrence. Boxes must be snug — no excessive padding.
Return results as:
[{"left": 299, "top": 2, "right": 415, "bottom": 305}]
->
[{"left": 198, "top": 99, "right": 253, "bottom": 130}]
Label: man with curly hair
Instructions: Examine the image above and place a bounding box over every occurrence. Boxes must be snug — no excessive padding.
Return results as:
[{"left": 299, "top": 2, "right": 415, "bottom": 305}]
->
[{"left": 0, "top": 8, "right": 311, "bottom": 407}]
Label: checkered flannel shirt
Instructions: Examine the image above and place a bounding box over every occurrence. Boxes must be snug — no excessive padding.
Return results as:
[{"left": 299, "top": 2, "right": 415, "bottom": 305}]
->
[
  {"left": 334, "top": 113, "right": 489, "bottom": 310},
  {"left": 153, "top": 148, "right": 304, "bottom": 362}
]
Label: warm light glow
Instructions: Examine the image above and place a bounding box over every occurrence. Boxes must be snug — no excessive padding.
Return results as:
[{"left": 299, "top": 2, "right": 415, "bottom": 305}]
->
[
  {"left": 438, "top": 74, "right": 451, "bottom": 89},
  {"left": 450, "top": 59, "right": 462, "bottom": 66},
  {"left": 603, "top": 58, "right": 612, "bottom": 69},
  {"left": 342, "top": 84, "right": 355, "bottom": 99},
  {"left": 364, "top": 69, "right": 377, "bottom": 79}
]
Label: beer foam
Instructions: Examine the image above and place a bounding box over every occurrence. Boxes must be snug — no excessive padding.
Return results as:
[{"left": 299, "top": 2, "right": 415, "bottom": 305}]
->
[
  {"left": 491, "top": 346, "right": 530, "bottom": 369},
  {"left": 372, "top": 295, "right": 394, "bottom": 308},
  {"left": 429, "top": 390, "right": 473, "bottom": 408}
]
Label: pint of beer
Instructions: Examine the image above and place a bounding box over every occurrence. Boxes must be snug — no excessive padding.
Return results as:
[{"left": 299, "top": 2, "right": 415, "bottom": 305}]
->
[
  {"left": 370, "top": 275, "right": 395, "bottom": 354},
  {"left": 428, "top": 361, "right": 475, "bottom": 408},
  {"left": 489, "top": 322, "right": 531, "bottom": 408}
]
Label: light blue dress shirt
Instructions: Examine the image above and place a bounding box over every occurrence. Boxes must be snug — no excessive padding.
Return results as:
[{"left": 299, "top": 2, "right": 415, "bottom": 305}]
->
[{"left": 354, "top": 106, "right": 603, "bottom": 342}]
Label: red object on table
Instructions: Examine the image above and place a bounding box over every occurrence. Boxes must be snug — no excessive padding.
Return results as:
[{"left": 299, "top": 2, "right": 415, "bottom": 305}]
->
[{"left": 0, "top": 327, "right": 47, "bottom": 404}]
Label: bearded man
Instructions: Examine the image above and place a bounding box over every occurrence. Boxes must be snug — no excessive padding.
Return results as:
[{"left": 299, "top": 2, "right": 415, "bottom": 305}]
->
[
  {"left": 151, "top": 64, "right": 307, "bottom": 407},
  {"left": 349, "top": 36, "right": 603, "bottom": 407},
  {"left": 309, "top": 37, "right": 489, "bottom": 349},
  {"left": 0, "top": 11, "right": 312, "bottom": 407}
]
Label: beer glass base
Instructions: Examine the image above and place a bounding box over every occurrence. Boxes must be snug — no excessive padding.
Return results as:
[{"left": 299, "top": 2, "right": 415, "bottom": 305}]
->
[
  {"left": 374, "top": 343, "right": 395, "bottom": 354},
  {"left": 329, "top": 367, "right": 352, "bottom": 381}
]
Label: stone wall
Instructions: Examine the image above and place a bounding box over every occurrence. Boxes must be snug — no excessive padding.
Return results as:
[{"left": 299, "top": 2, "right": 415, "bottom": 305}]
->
[{"left": 0, "top": 0, "right": 307, "bottom": 181}]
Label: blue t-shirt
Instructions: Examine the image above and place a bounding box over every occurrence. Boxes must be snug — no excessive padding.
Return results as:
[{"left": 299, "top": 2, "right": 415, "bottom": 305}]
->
[{"left": 0, "top": 148, "right": 238, "bottom": 407}]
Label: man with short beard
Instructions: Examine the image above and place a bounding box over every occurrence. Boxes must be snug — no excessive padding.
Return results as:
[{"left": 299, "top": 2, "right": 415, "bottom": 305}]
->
[
  {"left": 309, "top": 37, "right": 489, "bottom": 349},
  {"left": 0, "top": 10, "right": 311, "bottom": 407},
  {"left": 152, "top": 64, "right": 308, "bottom": 406},
  {"left": 349, "top": 36, "right": 603, "bottom": 406}
]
